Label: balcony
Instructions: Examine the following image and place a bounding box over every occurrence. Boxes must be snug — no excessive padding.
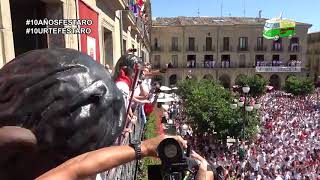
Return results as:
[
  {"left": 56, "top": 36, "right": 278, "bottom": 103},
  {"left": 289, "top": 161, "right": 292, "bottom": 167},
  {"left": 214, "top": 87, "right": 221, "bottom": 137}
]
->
[
  {"left": 152, "top": 46, "right": 163, "bottom": 52},
  {"left": 170, "top": 47, "right": 180, "bottom": 52},
  {"left": 220, "top": 46, "right": 233, "bottom": 52},
  {"left": 203, "top": 46, "right": 215, "bottom": 52},
  {"left": 288, "top": 45, "right": 301, "bottom": 52},
  {"left": 271, "top": 46, "right": 283, "bottom": 52},
  {"left": 254, "top": 46, "right": 267, "bottom": 52},
  {"left": 237, "top": 46, "right": 249, "bottom": 52},
  {"left": 164, "top": 62, "right": 257, "bottom": 69},
  {"left": 186, "top": 46, "right": 199, "bottom": 52}
]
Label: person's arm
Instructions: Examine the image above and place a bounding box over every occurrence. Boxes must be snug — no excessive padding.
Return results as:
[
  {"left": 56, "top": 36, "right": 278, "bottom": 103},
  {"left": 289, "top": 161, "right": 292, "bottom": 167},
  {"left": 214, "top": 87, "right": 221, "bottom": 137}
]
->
[
  {"left": 132, "top": 96, "right": 151, "bottom": 104},
  {"left": 191, "top": 151, "right": 214, "bottom": 180},
  {"left": 36, "top": 136, "right": 187, "bottom": 180}
]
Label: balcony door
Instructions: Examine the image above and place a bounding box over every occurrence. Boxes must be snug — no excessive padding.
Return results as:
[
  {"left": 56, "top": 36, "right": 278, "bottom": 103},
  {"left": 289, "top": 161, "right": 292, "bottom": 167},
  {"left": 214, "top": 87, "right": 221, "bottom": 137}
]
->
[
  {"left": 239, "top": 54, "right": 246, "bottom": 68},
  {"left": 221, "top": 55, "right": 230, "bottom": 68}
]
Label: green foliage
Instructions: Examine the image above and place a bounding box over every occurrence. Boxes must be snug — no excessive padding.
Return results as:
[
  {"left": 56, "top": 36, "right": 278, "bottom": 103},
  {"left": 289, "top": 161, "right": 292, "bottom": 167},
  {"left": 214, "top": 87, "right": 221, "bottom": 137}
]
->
[
  {"left": 284, "top": 76, "right": 315, "bottom": 96},
  {"left": 177, "top": 79, "right": 259, "bottom": 140},
  {"left": 235, "top": 75, "right": 268, "bottom": 97},
  {"left": 235, "top": 74, "right": 248, "bottom": 87},
  {"left": 139, "top": 113, "right": 160, "bottom": 180},
  {"left": 246, "top": 75, "right": 268, "bottom": 97}
]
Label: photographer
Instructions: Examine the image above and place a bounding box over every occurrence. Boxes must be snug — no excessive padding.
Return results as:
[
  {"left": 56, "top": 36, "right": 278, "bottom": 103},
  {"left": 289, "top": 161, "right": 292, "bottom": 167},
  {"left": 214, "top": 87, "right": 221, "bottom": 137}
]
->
[{"left": 36, "top": 135, "right": 213, "bottom": 180}]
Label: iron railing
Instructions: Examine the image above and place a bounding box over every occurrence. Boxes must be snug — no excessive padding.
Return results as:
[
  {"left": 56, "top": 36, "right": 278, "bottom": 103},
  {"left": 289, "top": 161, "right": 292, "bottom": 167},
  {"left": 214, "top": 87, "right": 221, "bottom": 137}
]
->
[{"left": 99, "top": 104, "right": 145, "bottom": 180}]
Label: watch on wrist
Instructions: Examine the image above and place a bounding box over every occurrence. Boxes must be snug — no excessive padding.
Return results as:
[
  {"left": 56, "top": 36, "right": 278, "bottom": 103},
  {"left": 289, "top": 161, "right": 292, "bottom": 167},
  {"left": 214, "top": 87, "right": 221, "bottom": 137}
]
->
[{"left": 130, "top": 140, "right": 142, "bottom": 160}]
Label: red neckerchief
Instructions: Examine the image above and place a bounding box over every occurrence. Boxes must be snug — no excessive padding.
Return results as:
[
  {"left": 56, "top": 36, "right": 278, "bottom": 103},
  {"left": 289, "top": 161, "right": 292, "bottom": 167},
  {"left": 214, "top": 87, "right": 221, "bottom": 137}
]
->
[{"left": 115, "top": 68, "right": 132, "bottom": 88}]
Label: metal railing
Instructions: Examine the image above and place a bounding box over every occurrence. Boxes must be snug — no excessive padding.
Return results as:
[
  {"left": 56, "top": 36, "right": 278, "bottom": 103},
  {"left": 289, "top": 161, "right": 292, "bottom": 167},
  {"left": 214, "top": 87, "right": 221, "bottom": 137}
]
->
[
  {"left": 102, "top": 104, "right": 145, "bottom": 180},
  {"left": 170, "top": 47, "right": 180, "bottom": 52},
  {"left": 186, "top": 46, "right": 198, "bottom": 52},
  {"left": 237, "top": 46, "right": 249, "bottom": 52},
  {"left": 271, "top": 45, "right": 283, "bottom": 52},
  {"left": 152, "top": 46, "right": 162, "bottom": 52},
  {"left": 203, "top": 45, "right": 215, "bottom": 52},
  {"left": 220, "top": 46, "right": 233, "bottom": 52},
  {"left": 288, "top": 45, "right": 301, "bottom": 52},
  {"left": 254, "top": 46, "right": 267, "bottom": 52}
]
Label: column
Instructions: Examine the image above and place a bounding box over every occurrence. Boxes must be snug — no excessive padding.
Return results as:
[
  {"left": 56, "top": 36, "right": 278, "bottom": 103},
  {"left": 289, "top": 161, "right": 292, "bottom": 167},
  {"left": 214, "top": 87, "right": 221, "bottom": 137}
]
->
[
  {"left": 113, "top": 10, "right": 122, "bottom": 67},
  {"left": 0, "top": 0, "right": 15, "bottom": 67}
]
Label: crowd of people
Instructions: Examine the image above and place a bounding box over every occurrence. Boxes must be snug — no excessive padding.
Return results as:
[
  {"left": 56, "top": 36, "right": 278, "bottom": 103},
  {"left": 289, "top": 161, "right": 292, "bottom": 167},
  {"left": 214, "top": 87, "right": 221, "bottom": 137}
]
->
[{"left": 170, "top": 89, "right": 320, "bottom": 180}]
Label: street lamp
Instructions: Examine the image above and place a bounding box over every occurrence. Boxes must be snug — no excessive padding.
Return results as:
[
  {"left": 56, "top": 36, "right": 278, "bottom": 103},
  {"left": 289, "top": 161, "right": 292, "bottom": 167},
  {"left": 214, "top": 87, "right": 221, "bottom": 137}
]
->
[{"left": 230, "top": 85, "right": 261, "bottom": 141}]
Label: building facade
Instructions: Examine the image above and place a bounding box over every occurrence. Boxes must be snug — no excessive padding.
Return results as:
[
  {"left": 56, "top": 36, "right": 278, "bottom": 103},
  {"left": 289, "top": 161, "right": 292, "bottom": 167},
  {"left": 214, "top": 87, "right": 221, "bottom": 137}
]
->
[
  {"left": 151, "top": 17, "right": 311, "bottom": 89},
  {"left": 0, "top": 0, "right": 151, "bottom": 68},
  {"left": 307, "top": 31, "right": 320, "bottom": 83}
]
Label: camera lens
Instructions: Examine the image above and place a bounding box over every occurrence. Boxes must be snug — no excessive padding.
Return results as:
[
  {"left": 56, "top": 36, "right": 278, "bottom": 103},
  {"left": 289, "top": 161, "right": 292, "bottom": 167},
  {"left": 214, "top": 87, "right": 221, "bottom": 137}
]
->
[{"left": 164, "top": 144, "right": 178, "bottom": 158}]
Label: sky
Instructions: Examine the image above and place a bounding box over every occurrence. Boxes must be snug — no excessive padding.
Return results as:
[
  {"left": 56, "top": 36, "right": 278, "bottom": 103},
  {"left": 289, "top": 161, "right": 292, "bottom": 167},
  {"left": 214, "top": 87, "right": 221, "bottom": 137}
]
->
[{"left": 151, "top": 0, "right": 320, "bottom": 33}]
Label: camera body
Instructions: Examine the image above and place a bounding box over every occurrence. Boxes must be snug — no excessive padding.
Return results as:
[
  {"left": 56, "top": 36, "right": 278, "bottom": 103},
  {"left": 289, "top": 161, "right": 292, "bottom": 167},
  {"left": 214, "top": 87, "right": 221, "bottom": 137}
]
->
[{"left": 156, "top": 138, "right": 191, "bottom": 179}]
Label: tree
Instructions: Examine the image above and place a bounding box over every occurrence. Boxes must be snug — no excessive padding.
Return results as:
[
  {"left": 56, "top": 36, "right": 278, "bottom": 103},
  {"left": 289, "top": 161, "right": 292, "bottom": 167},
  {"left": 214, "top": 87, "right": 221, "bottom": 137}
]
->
[
  {"left": 235, "top": 75, "right": 267, "bottom": 97},
  {"left": 246, "top": 75, "right": 268, "bottom": 97},
  {"left": 177, "top": 79, "right": 259, "bottom": 140},
  {"left": 284, "top": 76, "right": 315, "bottom": 96}
]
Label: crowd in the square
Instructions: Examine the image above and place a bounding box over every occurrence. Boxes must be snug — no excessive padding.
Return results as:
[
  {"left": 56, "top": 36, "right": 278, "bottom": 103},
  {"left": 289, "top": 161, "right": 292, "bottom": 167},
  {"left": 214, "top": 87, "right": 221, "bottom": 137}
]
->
[{"left": 167, "top": 89, "right": 320, "bottom": 180}]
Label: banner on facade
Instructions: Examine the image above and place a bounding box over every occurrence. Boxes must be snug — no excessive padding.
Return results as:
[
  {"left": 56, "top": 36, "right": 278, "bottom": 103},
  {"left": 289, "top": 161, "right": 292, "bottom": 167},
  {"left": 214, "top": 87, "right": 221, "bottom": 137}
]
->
[{"left": 78, "top": 0, "right": 100, "bottom": 63}]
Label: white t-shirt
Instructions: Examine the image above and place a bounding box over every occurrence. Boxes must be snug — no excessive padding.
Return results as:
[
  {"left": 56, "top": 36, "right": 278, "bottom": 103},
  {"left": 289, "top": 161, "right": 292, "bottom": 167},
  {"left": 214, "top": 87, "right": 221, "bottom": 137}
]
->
[{"left": 116, "top": 81, "right": 130, "bottom": 109}]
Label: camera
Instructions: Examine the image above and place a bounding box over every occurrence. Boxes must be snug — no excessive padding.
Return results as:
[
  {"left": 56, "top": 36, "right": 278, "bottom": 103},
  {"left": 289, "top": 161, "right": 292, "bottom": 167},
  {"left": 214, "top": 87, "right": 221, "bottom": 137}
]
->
[{"left": 152, "top": 138, "right": 190, "bottom": 180}]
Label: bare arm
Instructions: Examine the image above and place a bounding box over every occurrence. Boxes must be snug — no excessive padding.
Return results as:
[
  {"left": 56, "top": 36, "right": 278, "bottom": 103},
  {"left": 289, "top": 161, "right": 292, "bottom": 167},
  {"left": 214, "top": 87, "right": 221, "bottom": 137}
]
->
[{"left": 36, "top": 136, "right": 187, "bottom": 180}]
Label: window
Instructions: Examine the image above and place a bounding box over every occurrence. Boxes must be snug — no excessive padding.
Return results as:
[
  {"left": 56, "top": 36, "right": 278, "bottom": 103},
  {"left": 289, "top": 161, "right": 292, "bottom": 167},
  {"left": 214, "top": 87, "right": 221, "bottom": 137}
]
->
[
  {"left": 172, "top": 37, "right": 178, "bottom": 51},
  {"left": 290, "top": 55, "right": 297, "bottom": 60},
  {"left": 239, "top": 37, "right": 248, "bottom": 50},
  {"left": 154, "top": 38, "right": 158, "bottom": 48},
  {"left": 289, "top": 37, "right": 299, "bottom": 51},
  {"left": 272, "top": 39, "right": 282, "bottom": 51},
  {"left": 206, "top": 37, "right": 212, "bottom": 51},
  {"left": 204, "top": 55, "right": 214, "bottom": 68},
  {"left": 221, "top": 55, "right": 230, "bottom": 68},
  {"left": 272, "top": 55, "right": 280, "bottom": 66},
  {"left": 223, "top": 37, "right": 229, "bottom": 51},
  {"left": 255, "top": 55, "right": 264, "bottom": 66},
  {"left": 189, "top": 37, "right": 195, "bottom": 51},
  {"left": 187, "top": 55, "right": 196, "bottom": 68},
  {"left": 239, "top": 54, "right": 246, "bottom": 68},
  {"left": 172, "top": 55, "right": 178, "bottom": 67},
  {"left": 273, "top": 23, "right": 280, "bottom": 28},
  {"left": 257, "top": 37, "right": 264, "bottom": 50},
  {"left": 154, "top": 55, "right": 160, "bottom": 68}
]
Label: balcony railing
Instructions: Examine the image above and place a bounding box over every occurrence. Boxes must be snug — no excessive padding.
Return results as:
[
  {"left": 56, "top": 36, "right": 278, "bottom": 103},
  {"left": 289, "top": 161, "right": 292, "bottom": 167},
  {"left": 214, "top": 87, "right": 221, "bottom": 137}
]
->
[
  {"left": 254, "top": 46, "right": 267, "bottom": 52},
  {"left": 186, "top": 46, "right": 199, "bottom": 52},
  {"left": 170, "top": 47, "right": 180, "bottom": 52},
  {"left": 104, "top": 104, "right": 145, "bottom": 179},
  {"left": 256, "top": 60, "right": 302, "bottom": 66},
  {"left": 152, "top": 46, "right": 162, "bottom": 52},
  {"left": 220, "top": 46, "right": 233, "bottom": 52},
  {"left": 288, "top": 45, "right": 301, "bottom": 52},
  {"left": 166, "top": 61, "right": 254, "bottom": 69},
  {"left": 271, "top": 46, "right": 283, "bottom": 52},
  {"left": 237, "top": 46, "right": 249, "bottom": 52},
  {"left": 203, "top": 45, "right": 215, "bottom": 52}
]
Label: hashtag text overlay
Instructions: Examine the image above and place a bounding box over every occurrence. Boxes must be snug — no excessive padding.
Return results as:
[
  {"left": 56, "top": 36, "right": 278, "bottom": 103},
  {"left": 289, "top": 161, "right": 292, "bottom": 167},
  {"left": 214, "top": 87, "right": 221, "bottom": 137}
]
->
[
  {"left": 25, "top": 27, "right": 92, "bottom": 35},
  {"left": 25, "top": 19, "right": 93, "bottom": 26}
]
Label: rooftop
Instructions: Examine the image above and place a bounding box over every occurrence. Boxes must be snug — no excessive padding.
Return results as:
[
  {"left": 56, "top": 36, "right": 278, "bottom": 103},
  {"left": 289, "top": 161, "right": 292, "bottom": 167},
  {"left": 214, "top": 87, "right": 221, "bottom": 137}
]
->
[{"left": 152, "top": 16, "right": 310, "bottom": 26}]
